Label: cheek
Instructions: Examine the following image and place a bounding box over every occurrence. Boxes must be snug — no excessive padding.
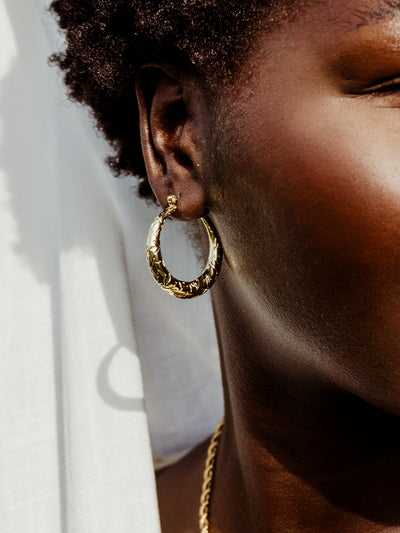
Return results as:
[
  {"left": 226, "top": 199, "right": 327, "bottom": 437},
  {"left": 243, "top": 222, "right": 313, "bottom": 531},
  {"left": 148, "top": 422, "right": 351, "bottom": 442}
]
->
[
  {"left": 223, "top": 96, "right": 400, "bottom": 277},
  {"left": 215, "top": 95, "right": 400, "bottom": 399},
  {"left": 268, "top": 103, "right": 400, "bottom": 282},
  {"left": 237, "top": 94, "right": 400, "bottom": 274}
]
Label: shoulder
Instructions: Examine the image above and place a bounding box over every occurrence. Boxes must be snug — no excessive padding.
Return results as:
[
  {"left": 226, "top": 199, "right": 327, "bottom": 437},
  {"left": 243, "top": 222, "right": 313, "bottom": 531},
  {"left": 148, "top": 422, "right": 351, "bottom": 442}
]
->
[{"left": 156, "top": 438, "right": 210, "bottom": 533}]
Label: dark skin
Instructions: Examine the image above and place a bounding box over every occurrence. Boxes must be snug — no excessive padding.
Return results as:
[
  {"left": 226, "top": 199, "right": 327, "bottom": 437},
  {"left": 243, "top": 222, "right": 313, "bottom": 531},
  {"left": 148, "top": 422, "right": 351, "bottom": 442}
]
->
[{"left": 137, "top": 0, "right": 400, "bottom": 530}]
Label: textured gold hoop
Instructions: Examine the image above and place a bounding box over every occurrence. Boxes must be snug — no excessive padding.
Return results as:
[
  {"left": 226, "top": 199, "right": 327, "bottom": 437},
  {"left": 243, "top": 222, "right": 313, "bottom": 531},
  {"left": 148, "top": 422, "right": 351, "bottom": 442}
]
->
[{"left": 146, "top": 195, "right": 223, "bottom": 299}]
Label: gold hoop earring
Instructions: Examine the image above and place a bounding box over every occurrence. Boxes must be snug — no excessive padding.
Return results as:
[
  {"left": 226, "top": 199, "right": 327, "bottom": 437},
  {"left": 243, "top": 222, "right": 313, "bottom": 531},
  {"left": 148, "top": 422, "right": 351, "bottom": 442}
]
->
[{"left": 146, "top": 195, "right": 223, "bottom": 299}]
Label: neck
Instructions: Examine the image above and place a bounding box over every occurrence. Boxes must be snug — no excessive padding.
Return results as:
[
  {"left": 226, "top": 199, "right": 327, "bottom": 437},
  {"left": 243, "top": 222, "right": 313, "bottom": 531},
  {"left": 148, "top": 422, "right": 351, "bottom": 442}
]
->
[{"left": 210, "top": 271, "right": 400, "bottom": 533}]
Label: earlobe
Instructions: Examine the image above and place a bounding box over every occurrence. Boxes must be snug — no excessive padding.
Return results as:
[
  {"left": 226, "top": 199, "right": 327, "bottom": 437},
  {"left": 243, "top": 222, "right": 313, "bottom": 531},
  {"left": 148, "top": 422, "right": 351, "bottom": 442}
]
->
[{"left": 135, "top": 67, "right": 206, "bottom": 220}]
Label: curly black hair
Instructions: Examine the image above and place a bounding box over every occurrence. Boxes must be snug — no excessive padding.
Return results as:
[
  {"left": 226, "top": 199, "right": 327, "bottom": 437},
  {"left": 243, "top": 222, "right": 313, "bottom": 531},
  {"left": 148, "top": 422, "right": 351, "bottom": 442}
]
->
[{"left": 50, "top": 0, "right": 310, "bottom": 201}]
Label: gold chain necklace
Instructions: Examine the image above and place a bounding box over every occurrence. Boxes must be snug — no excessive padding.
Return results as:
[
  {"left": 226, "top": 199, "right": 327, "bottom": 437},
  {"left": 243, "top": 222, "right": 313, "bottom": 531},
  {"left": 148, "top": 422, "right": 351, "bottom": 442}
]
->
[{"left": 199, "top": 419, "right": 225, "bottom": 533}]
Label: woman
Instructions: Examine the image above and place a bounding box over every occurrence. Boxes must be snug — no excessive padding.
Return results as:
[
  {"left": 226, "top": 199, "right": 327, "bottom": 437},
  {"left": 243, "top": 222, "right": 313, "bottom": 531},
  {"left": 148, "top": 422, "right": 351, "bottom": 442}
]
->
[{"left": 50, "top": 0, "right": 400, "bottom": 531}]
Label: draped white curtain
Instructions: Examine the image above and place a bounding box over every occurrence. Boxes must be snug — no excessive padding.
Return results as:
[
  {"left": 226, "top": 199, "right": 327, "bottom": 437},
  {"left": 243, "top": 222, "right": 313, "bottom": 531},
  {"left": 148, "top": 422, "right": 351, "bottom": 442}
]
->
[{"left": 0, "top": 1, "right": 223, "bottom": 531}]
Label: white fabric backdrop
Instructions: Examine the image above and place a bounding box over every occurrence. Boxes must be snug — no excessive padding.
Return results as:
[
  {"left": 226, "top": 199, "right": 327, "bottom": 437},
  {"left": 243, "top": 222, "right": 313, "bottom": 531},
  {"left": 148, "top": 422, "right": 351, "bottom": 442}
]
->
[{"left": 0, "top": 1, "right": 223, "bottom": 531}]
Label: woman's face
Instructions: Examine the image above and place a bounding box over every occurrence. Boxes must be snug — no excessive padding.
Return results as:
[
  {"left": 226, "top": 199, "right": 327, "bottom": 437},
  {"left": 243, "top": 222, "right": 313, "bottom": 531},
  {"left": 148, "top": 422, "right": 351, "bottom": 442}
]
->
[{"left": 206, "top": 0, "right": 400, "bottom": 412}]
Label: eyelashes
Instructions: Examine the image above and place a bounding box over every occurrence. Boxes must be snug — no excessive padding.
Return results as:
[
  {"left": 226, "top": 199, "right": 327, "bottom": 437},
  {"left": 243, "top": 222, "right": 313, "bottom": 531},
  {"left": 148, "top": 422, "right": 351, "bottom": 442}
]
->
[{"left": 359, "top": 76, "right": 400, "bottom": 96}]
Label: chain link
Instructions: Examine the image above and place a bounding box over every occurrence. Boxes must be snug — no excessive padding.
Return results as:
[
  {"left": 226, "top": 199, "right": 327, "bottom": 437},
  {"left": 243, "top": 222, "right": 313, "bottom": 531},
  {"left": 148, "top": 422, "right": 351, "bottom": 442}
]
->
[{"left": 199, "top": 419, "right": 225, "bottom": 533}]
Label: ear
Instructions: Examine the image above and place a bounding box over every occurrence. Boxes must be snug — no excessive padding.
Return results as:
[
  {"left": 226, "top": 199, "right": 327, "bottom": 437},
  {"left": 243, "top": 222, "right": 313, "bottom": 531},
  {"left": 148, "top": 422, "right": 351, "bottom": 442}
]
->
[{"left": 135, "top": 67, "right": 207, "bottom": 220}]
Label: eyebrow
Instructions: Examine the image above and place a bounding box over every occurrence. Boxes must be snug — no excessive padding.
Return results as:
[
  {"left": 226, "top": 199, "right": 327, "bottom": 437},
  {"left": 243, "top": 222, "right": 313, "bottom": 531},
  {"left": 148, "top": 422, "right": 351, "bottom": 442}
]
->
[{"left": 349, "top": 0, "right": 400, "bottom": 30}]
